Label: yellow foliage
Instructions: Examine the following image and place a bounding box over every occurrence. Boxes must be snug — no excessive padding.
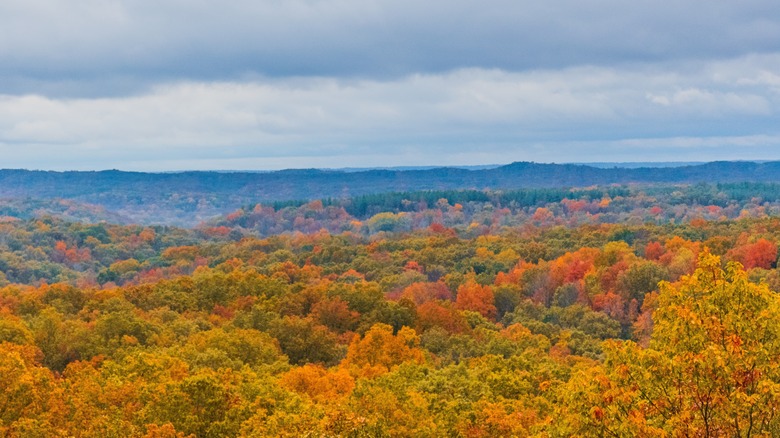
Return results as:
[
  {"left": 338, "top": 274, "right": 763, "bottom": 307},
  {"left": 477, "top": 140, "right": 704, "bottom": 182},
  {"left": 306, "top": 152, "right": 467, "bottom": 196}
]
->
[
  {"left": 342, "top": 324, "right": 425, "bottom": 378},
  {"left": 562, "top": 252, "right": 780, "bottom": 436}
]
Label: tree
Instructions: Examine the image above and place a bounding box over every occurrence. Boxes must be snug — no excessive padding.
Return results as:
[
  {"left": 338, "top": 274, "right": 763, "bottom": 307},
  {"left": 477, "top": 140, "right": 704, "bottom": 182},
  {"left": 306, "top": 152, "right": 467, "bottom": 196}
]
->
[
  {"left": 269, "top": 316, "right": 341, "bottom": 366},
  {"left": 399, "top": 282, "right": 452, "bottom": 305},
  {"left": 177, "top": 328, "right": 285, "bottom": 370},
  {"left": 279, "top": 364, "right": 354, "bottom": 402},
  {"left": 727, "top": 238, "right": 778, "bottom": 270},
  {"left": 0, "top": 343, "right": 58, "bottom": 434},
  {"left": 565, "top": 252, "right": 780, "bottom": 436},
  {"left": 311, "top": 297, "right": 360, "bottom": 333},
  {"left": 416, "top": 300, "right": 469, "bottom": 334},
  {"left": 455, "top": 280, "right": 497, "bottom": 320},
  {"left": 342, "top": 323, "right": 425, "bottom": 378}
]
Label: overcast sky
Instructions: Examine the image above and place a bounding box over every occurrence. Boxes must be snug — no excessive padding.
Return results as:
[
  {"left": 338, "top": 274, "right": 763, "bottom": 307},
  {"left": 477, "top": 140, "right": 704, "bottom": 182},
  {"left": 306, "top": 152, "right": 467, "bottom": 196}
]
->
[{"left": 2, "top": 0, "right": 780, "bottom": 170}]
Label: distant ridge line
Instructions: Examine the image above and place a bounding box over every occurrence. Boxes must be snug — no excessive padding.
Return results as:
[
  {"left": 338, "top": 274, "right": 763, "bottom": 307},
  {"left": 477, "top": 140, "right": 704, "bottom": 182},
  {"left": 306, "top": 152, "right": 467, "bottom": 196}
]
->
[
  {"left": 0, "top": 161, "right": 779, "bottom": 225},
  {"left": 2, "top": 161, "right": 780, "bottom": 194}
]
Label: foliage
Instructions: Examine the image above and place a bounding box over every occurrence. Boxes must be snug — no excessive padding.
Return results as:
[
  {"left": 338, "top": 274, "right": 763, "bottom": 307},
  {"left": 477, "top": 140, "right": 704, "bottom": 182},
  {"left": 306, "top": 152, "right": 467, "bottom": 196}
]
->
[{"left": 2, "top": 181, "right": 780, "bottom": 435}]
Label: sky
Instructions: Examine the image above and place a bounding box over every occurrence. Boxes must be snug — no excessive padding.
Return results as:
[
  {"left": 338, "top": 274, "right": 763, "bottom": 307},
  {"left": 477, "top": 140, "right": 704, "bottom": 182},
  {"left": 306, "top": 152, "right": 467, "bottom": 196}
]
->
[{"left": 2, "top": 0, "right": 780, "bottom": 171}]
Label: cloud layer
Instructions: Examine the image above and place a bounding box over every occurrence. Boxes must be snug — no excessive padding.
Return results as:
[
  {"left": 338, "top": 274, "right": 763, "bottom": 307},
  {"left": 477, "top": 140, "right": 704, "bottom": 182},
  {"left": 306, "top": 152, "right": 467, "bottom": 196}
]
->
[{"left": 2, "top": 0, "right": 779, "bottom": 169}]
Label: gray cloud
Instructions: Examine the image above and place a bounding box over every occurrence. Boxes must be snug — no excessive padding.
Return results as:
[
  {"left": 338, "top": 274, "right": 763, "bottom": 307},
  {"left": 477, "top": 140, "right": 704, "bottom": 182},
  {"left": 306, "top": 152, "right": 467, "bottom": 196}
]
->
[
  {"left": 3, "top": 0, "right": 780, "bottom": 169},
  {"left": 1, "top": 54, "right": 779, "bottom": 170},
  {"left": 2, "top": 0, "right": 780, "bottom": 96}
]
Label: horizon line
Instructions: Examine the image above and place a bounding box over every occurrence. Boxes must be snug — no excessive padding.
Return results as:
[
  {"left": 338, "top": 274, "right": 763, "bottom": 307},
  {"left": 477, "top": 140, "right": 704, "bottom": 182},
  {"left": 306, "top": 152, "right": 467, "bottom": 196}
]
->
[{"left": 2, "top": 159, "right": 777, "bottom": 174}]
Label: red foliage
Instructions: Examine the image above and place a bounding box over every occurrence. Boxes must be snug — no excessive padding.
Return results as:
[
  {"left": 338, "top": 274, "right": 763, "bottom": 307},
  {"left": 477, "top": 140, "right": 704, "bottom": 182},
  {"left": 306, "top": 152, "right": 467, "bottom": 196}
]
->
[
  {"left": 599, "top": 260, "right": 629, "bottom": 295},
  {"left": 728, "top": 238, "right": 778, "bottom": 270},
  {"left": 592, "top": 291, "right": 625, "bottom": 320},
  {"left": 400, "top": 282, "right": 452, "bottom": 305},
  {"left": 645, "top": 241, "right": 664, "bottom": 261},
  {"left": 225, "top": 210, "right": 244, "bottom": 221},
  {"left": 204, "top": 226, "right": 231, "bottom": 237},
  {"left": 429, "top": 223, "right": 447, "bottom": 234},
  {"left": 212, "top": 304, "right": 235, "bottom": 319},
  {"left": 562, "top": 198, "right": 588, "bottom": 213}
]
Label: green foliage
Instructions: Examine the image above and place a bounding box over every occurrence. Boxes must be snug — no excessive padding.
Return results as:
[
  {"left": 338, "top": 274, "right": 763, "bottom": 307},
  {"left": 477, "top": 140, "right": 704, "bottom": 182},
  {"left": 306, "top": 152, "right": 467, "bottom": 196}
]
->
[{"left": 269, "top": 316, "right": 342, "bottom": 366}]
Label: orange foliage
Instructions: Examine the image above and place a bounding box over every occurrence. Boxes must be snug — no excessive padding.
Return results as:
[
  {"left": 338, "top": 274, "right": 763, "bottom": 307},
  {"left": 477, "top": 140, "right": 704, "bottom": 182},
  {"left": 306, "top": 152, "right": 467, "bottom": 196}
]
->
[
  {"left": 532, "top": 207, "right": 554, "bottom": 222},
  {"left": 53, "top": 240, "right": 91, "bottom": 264},
  {"left": 592, "top": 291, "right": 625, "bottom": 320},
  {"left": 339, "top": 269, "right": 365, "bottom": 282},
  {"left": 139, "top": 228, "right": 156, "bottom": 242},
  {"left": 689, "top": 218, "right": 707, "bottom": 228},
  {"left": 456, "top": 400, "right": 532, "bottom": 437},
  {"left": 645, "top": 241, "right": 664, "bottom": 260},
  {"left": 225, "top": 210, "right": 244, "bottom": 222},
  {"left": 455, "top": 280, "right": 497, "bottom": 319},
  {"left": 404, "top": 260, "right": 422, "bottom": 272},
  {"left": 495, "top": 260, "right": 535, "bottom": 286},
  {"left": 493, "top": 271, "right": 513, "bottom": 286},
  {"left": 549, "top": 248, "right": 598, "bottom": 286},
  {"left": 204, "top": 226, "right": 231, "bottom": 237},
  {"left": 312, "top": 297, "right": 360, "bottom": 332},
  {"left": 562, "top": 198, "right": 588, "bottom": 213},
  {"left": 416, "top": 300, "right": 469, "bottom": 334},
  {"left": 658, "top": 236, "right": 700, "bottom": 277},
  {"left": 143, "top": 423, "right": 193, "bottom": 438},
  {"left": 280, "top": 364, "right": 355, "bottom": 402}
]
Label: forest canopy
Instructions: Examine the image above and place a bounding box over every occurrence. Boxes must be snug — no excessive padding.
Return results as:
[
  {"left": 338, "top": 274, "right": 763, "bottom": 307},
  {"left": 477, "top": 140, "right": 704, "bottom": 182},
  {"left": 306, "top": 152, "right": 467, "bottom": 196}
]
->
[{"left": 1, "top": 179, "right": 780, "bottom": 436}]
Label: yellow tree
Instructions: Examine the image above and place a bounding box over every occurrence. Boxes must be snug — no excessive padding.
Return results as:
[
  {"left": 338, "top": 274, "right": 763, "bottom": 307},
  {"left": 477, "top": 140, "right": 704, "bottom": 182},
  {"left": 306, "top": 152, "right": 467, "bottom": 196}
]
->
[
  {"left": 562, "top": 251, "right": 780, "bottom": 437},
  {"left": 341, "top": 323, "right": 425, "bottom": 378},
  {"left": 0, "top": 343, "right": 60, "bottom": 436}
]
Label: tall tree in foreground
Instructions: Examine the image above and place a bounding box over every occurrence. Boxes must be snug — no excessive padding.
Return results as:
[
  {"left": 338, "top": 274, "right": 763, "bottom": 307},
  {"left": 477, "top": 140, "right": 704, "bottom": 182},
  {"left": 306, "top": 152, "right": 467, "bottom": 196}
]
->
[{"left": 562, "top": 251, "right": 780, "bottom": 437}]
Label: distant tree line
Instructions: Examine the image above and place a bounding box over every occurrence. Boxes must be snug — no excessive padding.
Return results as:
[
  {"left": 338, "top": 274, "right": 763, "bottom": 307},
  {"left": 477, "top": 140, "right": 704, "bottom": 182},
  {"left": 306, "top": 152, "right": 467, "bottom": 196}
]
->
[{"left": 270, "top": 187, "right": 631, "bottom": 217}]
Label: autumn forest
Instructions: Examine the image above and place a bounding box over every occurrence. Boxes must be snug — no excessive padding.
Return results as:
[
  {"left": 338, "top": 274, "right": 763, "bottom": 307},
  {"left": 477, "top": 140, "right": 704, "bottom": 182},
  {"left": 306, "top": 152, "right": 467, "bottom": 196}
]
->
[{"left": 2, "top": 168, "right": 780, "bottom": 437}]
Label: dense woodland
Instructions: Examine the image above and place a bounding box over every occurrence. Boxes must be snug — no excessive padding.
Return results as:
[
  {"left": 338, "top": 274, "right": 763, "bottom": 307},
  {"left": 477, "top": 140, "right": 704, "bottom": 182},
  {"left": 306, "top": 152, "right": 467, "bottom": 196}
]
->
[
  {"left": 3, "top": 180, "right": 780, "bottom": 436},
  {"left": 3, "top": 162, "right": 780, "bottom": 225}
]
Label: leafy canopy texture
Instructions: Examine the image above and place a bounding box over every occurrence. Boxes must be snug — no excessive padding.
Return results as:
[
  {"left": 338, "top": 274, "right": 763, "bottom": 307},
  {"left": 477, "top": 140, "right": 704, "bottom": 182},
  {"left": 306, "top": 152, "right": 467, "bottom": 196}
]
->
[{"left": 565, "top": 251, "right": 780, "bottom": 437}]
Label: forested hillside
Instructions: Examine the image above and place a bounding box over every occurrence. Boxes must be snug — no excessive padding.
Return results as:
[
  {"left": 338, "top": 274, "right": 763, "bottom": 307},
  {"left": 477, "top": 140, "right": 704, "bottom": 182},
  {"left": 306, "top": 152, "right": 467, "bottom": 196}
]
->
[
  {"left": 2, "top": 181, "right": 780, "bottom": 436},
  {"left": 1, "top": 161, "right": 780, "bottom": 225}
]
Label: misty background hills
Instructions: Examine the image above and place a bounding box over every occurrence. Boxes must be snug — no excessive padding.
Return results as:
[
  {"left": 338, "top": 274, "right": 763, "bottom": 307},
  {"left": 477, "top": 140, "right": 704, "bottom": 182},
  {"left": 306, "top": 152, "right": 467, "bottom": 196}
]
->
[{"left": 1, "top": 161, "right": 779, "bottom": 226}]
